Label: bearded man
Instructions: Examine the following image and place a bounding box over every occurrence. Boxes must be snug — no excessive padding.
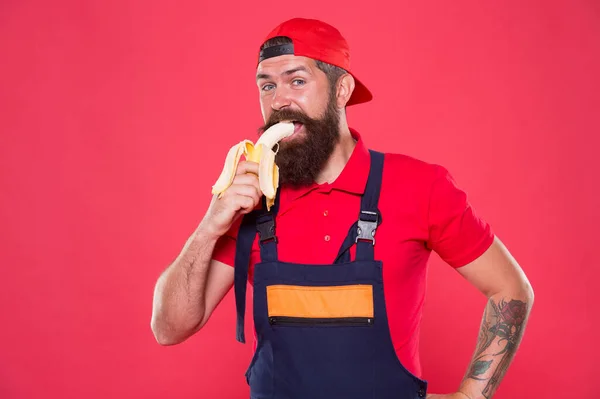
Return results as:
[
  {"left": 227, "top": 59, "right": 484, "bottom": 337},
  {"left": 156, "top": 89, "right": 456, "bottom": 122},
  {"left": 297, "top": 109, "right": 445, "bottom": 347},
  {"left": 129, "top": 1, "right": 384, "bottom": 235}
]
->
[{"left": 151, "top": 18, "right": 534, "bottom": 399}]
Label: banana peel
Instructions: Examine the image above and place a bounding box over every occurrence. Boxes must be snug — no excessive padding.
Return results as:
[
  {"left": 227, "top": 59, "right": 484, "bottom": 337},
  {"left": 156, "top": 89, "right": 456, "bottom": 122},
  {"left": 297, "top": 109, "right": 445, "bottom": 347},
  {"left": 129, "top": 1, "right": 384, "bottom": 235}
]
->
[{"left": 211, "top": 122, "right": 295, "bottom": 211}]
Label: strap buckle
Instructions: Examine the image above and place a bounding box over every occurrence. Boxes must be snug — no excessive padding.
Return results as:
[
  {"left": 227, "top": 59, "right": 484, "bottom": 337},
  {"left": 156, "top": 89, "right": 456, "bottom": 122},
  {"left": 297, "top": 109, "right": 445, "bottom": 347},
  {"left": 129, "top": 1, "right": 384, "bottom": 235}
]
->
[
  {"left": 256, "top": 216, "right": 277, "bottom": 243},
  {"left": 356, "top": 210, "right": 378, "bottom": 245}
]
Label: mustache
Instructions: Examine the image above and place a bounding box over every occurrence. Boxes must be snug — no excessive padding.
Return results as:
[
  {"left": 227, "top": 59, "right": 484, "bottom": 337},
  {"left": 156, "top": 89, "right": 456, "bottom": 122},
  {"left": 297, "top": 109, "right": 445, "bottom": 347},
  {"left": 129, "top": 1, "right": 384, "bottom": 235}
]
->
[{"left": 257, "top": 109, "right": 315, "bottom": 134}]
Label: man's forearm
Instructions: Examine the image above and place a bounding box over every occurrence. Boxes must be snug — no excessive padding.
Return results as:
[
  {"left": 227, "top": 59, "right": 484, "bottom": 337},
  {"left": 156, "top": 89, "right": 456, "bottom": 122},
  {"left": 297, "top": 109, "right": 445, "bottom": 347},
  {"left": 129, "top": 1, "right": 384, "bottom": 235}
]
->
[
  {"left": 151, "top": 227, "right": 219, "bottom": 345},
  {"left": 458, "top": 291, "right": 534, "bottom": 399}
]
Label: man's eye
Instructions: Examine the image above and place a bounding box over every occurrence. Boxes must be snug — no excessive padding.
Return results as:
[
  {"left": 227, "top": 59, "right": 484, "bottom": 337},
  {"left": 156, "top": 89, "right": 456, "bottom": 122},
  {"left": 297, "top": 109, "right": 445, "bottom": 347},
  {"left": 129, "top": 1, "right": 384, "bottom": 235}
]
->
[
  {"left": 292, "top": 79, "right": 305, "bottom": 86},
  {"left": 262, "top": 84, "right": 275, "bottom": 91}
]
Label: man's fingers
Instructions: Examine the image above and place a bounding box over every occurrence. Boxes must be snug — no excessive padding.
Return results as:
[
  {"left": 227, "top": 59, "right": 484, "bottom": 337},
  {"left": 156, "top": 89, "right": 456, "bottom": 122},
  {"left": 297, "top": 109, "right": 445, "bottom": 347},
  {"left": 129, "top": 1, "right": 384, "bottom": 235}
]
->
[
  {"left": 231, "top": 172, "right": 261, "bottom": 196},
  {"left": 216, "top": 161, "right": 262, "bottom": 214},
  {"left": 225, "top": 184, "right": 261, "bottom": 204},
  {"left": 231, "top": 193, "right": 257, "bottom": 214},
  {"left": 232, "top": 172, "right": 259, "bottom": 187},
  {"left": 235, "top": 160, "right": 259, "bottom": 176}
]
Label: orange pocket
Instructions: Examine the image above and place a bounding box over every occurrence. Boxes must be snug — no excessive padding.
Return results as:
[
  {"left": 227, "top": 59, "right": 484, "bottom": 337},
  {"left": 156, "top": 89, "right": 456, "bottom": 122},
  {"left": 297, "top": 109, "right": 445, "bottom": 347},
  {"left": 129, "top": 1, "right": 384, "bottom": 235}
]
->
[{"left": 266, "top": 285, "right": 374, "bottom": 319}]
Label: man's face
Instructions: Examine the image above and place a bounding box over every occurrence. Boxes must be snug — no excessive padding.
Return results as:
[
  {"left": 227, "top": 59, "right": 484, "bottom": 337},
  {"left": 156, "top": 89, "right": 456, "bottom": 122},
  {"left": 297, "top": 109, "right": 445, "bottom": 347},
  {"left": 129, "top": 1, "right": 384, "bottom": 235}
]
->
[{"left": 256, "top": 55, "right": 341, "bottom": 187}]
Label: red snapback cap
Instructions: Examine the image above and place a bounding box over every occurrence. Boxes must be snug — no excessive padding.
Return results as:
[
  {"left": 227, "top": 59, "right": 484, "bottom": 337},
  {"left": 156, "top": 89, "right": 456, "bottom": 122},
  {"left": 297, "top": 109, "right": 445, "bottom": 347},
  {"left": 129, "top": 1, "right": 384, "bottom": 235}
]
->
[{"left": 258, "top": 18, "right": 373, "bottom": 106}]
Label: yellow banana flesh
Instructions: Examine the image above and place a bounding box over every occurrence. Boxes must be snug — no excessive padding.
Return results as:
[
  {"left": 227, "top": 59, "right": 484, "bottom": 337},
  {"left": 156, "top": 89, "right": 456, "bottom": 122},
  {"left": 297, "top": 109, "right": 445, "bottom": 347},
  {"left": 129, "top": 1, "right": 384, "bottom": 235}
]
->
[{"left": 211, "top": 122, "right": 295, "bottom": 211}]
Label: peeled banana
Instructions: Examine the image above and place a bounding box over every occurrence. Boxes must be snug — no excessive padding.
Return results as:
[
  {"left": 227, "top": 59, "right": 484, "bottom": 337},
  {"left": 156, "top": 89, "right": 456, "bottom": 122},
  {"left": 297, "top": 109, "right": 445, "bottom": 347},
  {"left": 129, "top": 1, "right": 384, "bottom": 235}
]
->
[{"left": 211, "top": 122, "right": 295, "bottom": 211}]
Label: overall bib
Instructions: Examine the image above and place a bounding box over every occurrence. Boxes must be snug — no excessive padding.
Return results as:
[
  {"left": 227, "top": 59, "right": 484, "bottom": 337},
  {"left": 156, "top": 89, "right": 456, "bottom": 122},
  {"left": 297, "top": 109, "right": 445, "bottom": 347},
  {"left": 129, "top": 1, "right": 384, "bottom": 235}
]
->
[{"left": 234, "top": 150, "right": 428, "bottom": 399}]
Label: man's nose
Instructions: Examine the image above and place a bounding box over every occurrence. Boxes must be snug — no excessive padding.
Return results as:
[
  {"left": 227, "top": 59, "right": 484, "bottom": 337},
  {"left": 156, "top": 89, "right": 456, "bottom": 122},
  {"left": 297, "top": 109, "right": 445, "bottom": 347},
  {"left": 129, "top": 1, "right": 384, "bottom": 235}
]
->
[{"left": 271, "top": 87, "right": 292, "bottom": 111}]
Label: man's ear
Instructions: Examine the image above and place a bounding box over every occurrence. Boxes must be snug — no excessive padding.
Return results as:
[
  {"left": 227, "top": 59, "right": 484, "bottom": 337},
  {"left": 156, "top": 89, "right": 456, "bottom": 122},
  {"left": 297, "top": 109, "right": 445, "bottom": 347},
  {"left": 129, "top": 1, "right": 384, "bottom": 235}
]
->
[{"left": 336, "top": 73, "right": 355, "bottom": 108}]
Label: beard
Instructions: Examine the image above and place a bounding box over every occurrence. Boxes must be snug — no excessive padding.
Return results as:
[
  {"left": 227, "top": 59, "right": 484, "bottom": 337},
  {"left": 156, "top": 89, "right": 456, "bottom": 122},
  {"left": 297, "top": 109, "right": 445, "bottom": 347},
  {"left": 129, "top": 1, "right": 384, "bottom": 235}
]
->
[{"left": 257, "top": 91, "right": 341, "bottom": 187}]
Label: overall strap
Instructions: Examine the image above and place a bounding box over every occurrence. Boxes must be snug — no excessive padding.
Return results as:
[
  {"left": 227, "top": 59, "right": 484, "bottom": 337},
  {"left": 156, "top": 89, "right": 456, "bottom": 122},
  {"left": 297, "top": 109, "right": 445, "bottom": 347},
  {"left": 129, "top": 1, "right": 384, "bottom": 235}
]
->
[
  {"left": 334, "top": 150, "right": 385, "bottom": 263},
  {"left": 234, "top": 186, "right": 282, "bottom": 343},
  {"left": 234, "top": 211, "right": 258, "bottom": 343}
]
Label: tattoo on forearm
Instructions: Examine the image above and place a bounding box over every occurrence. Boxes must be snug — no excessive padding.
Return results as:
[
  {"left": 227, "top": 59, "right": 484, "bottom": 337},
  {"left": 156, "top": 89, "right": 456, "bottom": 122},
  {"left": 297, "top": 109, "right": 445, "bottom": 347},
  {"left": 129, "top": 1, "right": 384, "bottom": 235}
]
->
[{"left": 463, "top": 297, "right": 529, "bottom": 398}]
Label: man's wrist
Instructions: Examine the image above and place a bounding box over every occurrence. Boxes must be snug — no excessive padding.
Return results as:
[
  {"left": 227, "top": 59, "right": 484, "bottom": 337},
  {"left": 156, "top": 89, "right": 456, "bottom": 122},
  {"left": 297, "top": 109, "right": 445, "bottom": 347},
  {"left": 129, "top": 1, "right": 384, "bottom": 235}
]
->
[{"left": 193, "top": 223, "right": 221, "bottom": 244}]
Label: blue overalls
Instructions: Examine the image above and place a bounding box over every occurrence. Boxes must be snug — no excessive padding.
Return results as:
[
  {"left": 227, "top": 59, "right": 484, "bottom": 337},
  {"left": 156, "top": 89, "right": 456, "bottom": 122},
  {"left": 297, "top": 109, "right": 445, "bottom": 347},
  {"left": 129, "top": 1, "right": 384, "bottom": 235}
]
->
[{"left": 234, "top": 150, "right": 428, "bottom": 399}]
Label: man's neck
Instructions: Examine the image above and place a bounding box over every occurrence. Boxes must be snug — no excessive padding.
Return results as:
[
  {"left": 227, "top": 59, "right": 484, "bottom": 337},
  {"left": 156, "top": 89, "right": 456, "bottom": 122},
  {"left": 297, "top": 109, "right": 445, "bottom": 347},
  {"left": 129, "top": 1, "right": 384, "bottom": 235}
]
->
[{"left": 314, "top": 126, "right": 356, "bottom": 185}]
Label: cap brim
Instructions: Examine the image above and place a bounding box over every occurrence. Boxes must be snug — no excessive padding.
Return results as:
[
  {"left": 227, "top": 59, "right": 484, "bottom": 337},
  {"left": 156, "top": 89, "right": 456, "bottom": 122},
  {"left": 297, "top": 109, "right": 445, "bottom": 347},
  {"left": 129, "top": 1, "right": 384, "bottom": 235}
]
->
[{"left": 346, "top": 73, "right": 372, "bottom": 106}]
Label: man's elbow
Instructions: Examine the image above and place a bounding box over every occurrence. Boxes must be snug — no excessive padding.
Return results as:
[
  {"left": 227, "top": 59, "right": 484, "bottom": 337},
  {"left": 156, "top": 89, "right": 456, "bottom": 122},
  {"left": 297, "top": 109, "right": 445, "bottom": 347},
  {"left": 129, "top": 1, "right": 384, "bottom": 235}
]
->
[
  {"left": 516, "top": 269, "right": 535, "bottom": 302},
  {"left": 153, "top": 330, "right": 183, "bottom": 346},
  {"left": 504, "top": 277, "right": 534, "bottom": 302},
  {"left": 524, "top": 280, "right": 535, "bottom": 310},
  {"left": 151, "top": 322, "right": 176, "bottom": 346},
  {"left": 150, "top": 317, "right": 204, "bottom": 346},
  {"left": 525, "top": 280, "right": 535, "bottom": 301},
  {"left": 496, "top": 276, "right": 535, "bottom": 311}
]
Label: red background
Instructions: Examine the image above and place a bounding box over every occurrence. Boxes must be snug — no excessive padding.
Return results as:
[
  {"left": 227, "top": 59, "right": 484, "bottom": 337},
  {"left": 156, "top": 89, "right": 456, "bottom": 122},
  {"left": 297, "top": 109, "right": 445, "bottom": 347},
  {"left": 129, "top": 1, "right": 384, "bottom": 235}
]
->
[{"left": 1, "top": 1, "right": 598, "bottom": 398}]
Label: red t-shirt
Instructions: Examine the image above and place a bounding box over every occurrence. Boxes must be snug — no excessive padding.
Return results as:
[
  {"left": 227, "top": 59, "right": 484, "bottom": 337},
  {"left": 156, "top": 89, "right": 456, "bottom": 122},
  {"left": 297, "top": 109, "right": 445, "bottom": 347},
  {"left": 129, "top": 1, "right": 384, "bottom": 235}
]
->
[{"left": 212, "top": 128, "right": 494, "bottom": 379}]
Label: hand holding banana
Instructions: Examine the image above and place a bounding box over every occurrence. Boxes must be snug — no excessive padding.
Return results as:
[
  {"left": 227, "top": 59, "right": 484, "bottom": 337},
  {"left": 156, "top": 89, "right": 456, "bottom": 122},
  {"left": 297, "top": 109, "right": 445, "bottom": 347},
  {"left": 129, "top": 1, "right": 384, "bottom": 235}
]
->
[
  {"left": 199, "top": 122, "right": 294, "bottom": 240},
  {"left": 211, "top": 122, "right": 295, "bottom": 211}
]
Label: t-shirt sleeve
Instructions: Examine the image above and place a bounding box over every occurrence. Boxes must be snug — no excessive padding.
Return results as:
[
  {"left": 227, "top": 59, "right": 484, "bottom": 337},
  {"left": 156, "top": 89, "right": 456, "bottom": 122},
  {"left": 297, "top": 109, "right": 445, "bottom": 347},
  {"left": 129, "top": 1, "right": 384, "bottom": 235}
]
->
[
  {"left": 426, "top": 165, "right": 495, "bottom": 268},
  {"left": 211, "top": 217, "right": 242, "bottom": 268}
]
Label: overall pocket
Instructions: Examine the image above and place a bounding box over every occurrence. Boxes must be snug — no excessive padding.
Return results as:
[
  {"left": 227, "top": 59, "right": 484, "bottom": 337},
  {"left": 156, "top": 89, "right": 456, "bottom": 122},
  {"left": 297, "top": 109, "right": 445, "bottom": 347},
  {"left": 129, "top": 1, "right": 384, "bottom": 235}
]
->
[{"left": 266, "top": 284, "right": 375, "bottom": 324}]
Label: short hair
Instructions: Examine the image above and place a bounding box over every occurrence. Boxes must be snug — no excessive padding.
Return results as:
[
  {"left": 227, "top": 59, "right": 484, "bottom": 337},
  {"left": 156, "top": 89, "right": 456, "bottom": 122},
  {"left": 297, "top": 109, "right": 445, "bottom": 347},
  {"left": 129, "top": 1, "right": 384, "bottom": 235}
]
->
[{"left": 259, "top": 36, "right": 348, "bottom": 95}]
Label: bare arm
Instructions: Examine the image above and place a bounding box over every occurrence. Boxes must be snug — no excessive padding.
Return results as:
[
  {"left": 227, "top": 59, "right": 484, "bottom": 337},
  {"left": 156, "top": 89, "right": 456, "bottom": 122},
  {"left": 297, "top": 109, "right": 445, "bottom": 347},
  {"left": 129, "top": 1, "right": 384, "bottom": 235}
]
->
[
  {"left": 439, "top": 236, "right": 535, "bottom": 399},
  {"left": 150, "top": 161, "right": 262, "bottom": 345},
  {"left": 150, "top": 228, "right": 234, "bottom": 345}
]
